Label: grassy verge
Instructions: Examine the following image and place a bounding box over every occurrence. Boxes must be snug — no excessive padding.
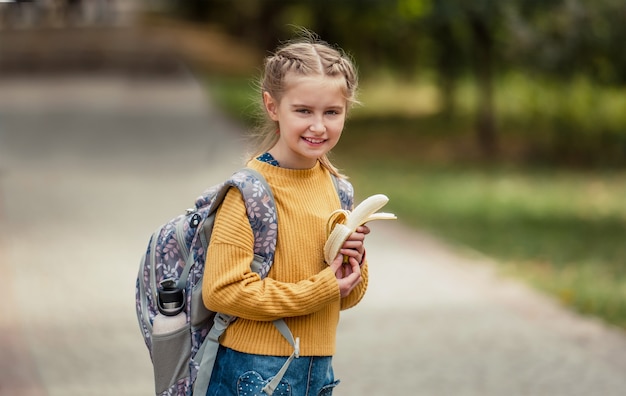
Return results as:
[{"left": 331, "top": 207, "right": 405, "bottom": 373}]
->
[
  {"left": 337, "top": 157, "right": 626, "bottom": 329},
  {"left": 205, "top": 73, "right": 626, "bottom": 330}
]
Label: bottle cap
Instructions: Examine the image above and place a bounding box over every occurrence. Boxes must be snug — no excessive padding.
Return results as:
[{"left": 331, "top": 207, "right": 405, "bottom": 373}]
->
[{"left": 157, "top": 279, "right": 185, "bottom": 316}]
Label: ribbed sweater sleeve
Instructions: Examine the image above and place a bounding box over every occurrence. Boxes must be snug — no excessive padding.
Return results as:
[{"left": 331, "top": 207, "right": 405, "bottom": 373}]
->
[{"left": 201, "top": 160, "right": 368, "bottom": 356}]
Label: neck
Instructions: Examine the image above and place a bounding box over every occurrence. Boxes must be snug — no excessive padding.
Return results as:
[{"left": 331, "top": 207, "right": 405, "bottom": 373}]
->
[{"left": 268, "top": 148, "right": 318, "bottom": 170}]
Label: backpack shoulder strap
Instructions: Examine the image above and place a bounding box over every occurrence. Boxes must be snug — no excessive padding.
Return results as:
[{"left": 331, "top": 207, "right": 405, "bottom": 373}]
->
[
  {"left": 196, "top": 167, "right": 277, "bottom": 278},
  {"left": 229, "top": 167, "right": 277, "bottom": 278},
  {"left": 331, "top": 174, "right": 354, "bottom": 210}
]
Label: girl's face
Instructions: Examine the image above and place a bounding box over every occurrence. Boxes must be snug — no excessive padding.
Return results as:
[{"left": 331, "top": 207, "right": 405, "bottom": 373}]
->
[{"left": 264, "top": 74, "right": 347, "bottom": 169}]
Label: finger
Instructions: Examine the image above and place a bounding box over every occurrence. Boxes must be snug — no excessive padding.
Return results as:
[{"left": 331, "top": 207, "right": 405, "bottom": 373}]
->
[
  {"left": 329, "top": 253, "right": 345, "bottom": 274},
  {"left": 356, "top": 225, "right": 371, "bottom": 235},
  {"left": 341, "top": 238, "right": 365, "bottom": 249},
  {"left": 341, "top": 242, "right": 363, "bottom": 254},
  {"left": 341, "top": 264, "right": 352, "bottom": 278},
  {"left": 346, "top": 231, "right": 366, "bottom": 242},
  {"left": 342, "top": 269, "right": 362, "bottom": 291},
  {"left": 340, "top": 248, "right": 362, "bottom": 264},
  {"left": 337, "top": 261, "right": 362, "bottom": 297},
  {"left": 345, "top": 256, "right": 361, "bottom": 274}
]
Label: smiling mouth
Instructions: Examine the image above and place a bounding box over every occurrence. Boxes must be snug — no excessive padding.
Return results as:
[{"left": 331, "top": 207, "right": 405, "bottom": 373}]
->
[{"left": 303, "top": 137, "right": 326, "bottom": 144}]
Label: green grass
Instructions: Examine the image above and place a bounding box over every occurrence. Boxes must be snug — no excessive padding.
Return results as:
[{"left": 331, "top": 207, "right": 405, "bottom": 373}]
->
[
  {"left": 204, "top": 73, "right": 626, "bottom": 329},
  {"left": 336, "top": 158, "right": 626, "bottom": 328}
]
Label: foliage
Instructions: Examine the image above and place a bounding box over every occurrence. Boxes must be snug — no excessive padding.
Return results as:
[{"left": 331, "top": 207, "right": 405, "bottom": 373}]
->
[
  {"left": 507, "top": 0, "right": 626, "bottom": 84},
  {"left": 167, "top": 0, "right": 626, "bottom": 83},
  {"left": 168, "top": 0, "right": 626, "bottom": 159}
]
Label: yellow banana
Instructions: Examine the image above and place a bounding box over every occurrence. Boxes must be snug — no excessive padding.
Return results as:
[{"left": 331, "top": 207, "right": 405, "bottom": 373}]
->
[{"left": 324, "top": 194, "right": 396, "bottom": 265}]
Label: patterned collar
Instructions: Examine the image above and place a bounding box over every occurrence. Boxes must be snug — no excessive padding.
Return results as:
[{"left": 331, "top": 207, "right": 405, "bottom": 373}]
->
[{"left": 256, "top": 152, "right": 280, "bottom": 167}]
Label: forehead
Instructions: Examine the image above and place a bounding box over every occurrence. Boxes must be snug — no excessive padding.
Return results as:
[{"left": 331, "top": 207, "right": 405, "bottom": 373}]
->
[{"left": 283, "top": 74, "right": 348, "bottom": 101}]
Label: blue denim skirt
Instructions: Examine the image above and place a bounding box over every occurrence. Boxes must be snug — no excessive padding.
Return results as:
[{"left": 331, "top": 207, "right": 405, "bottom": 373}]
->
[{"left": 206, "top": 345, "right": 339, "bottom": 396}]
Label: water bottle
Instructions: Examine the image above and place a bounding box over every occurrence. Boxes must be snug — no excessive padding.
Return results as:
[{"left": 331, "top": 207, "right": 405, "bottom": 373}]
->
[{"left": 153, "top": 279, "right": 187, "bottom": 334}]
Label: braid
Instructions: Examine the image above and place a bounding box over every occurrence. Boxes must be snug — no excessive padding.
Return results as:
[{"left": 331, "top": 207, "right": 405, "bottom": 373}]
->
[
  {"left": 266, "top": 43, "right": 358, "bottom": 96},
  {"left": 275, "top": 53, "right": 298, "bottom": 70}
]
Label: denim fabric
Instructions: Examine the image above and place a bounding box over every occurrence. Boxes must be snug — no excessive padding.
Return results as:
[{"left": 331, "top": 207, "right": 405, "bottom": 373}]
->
[{"left": 206, "top": 345, "right": 339, "bottom": 396}]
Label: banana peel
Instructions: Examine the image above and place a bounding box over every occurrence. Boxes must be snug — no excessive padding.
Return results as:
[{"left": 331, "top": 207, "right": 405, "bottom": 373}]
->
[{"left": 324, "top": 194, "right": 396, "bottom": 265}]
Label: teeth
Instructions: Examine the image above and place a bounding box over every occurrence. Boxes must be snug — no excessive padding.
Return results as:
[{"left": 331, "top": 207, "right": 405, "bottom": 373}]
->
[{"left": 304, "top": 137, "right": 324, "bottom": 144}]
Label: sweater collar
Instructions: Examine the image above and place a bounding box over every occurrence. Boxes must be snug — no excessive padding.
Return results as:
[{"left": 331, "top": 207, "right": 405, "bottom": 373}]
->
[{"left": 249, "top": 158, "right": 324, "bottom": 178}]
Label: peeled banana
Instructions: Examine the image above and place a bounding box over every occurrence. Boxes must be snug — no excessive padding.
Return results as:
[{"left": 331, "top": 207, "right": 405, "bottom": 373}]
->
[{"left": 324, "top": 194, "right": 397, "bottom": 265}]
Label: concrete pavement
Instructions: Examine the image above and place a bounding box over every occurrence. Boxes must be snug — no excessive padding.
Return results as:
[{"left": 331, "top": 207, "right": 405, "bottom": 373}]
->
[
  {"left": 0, "top": 74, "right": 243, "bottom": 396},
  {"left": 2, "top": 74, "right": 626, "bottom": 396}
]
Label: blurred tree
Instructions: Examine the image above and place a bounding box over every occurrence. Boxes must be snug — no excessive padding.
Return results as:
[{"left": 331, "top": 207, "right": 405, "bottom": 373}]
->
[
  {"left": 165, "top": 0, "right": 625, "bottom": 161},
  {"left": 428, "top": 1, "right": 466, "bottom": 120},
  {"left": 505, "top": 0, "right": 626, "bottom": 84},
  {"left": 464, "top": 1, "right": 500, "bottom": 157},
  {"left": 417, "top": 0, "right": 503, "bottom": 156},
  {"left": 168, "top": 0, "right": 625, "bottom": 83}
]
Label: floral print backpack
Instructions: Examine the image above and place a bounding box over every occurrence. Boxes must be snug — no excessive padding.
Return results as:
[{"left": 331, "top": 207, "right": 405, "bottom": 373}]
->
[{"left": 135, "top": 167, "right": 353, "bottom": 396}]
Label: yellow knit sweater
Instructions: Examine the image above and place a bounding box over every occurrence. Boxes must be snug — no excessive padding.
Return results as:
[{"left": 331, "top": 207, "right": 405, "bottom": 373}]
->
[{"left": 202, "top": 159, "right": 368, "bottom": 357}]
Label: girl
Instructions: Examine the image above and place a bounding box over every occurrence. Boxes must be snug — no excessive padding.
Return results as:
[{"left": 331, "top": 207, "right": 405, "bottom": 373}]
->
[{"left": 202, "top": 32, "right": 370, "bottom": 396}]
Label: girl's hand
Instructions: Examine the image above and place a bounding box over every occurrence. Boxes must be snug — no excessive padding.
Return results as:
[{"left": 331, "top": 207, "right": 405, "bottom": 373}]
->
[
  {"left": 329, "top": 225, "right": 370, "bottom": 297},
  {"left": 330, "top": 252, "right": 361, "bottom": 298},
  {"left": 339, "top": 225, "right": 370, "bottom": 265}
]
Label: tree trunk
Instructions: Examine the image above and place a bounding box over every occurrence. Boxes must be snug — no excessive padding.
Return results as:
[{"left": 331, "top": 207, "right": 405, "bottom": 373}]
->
[
  {"left": 469, "top": 14, "right": 497, "bottom": 158},
  {"left": 434, "top": 24, "right": 459, "bottom": 120}
]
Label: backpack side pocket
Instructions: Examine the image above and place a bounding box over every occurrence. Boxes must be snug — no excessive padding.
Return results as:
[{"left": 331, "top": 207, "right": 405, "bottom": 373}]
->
[{"left": 152, "top": 324, "right": 191, "bottom": 394}]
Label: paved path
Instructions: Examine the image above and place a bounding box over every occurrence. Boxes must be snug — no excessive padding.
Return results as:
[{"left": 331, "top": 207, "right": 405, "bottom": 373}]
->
[{"left": 1, "top": 74, "right": 626, "bottom": 396}]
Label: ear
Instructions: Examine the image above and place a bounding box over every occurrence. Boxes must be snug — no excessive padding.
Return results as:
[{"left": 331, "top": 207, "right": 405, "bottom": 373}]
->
[{"left": 263, "top": 91, "right": 279, "bottom": 121}]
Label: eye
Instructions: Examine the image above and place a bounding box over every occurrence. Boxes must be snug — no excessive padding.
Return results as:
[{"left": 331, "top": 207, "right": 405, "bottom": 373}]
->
[{"left": 296, "top": 108, "right": 311, "bottom": 114}]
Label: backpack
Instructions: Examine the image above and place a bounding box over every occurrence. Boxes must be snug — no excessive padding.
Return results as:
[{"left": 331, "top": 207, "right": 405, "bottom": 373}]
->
[{"left": 136, "top": 167, "right": 353, "bottom": 396}]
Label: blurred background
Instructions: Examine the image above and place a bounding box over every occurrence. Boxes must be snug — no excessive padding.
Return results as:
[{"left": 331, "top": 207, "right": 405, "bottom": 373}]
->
[
  {"left": 1, "top": 0, "right": 625, "bottom": 395},
  {"left": 132, "top": 0, "right": 625, "bottom": 329}
]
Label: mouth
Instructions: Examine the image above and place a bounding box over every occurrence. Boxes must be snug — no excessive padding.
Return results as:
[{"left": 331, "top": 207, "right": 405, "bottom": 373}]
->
[{"left": 302, "top": 137, "right": 326, "bottom": 145}]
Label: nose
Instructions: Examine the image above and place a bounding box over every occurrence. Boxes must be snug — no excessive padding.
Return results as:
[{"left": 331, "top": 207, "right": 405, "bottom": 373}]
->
[{"left": 309, "top": 116, "right": 326, "bottom": 133}]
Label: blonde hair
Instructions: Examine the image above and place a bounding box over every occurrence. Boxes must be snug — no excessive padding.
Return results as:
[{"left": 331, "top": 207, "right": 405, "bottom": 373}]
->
[{"left": 248, "top": 31, "right": 359, "bottom": 177}]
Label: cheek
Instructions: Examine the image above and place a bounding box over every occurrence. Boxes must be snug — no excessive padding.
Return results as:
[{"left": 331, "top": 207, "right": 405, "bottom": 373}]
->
[
  {"left": 330, "top": 119, "right": 345, "bottom": 135},
  {"left": 281, "top": 115, "right": 307, "bottom": 129}
]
